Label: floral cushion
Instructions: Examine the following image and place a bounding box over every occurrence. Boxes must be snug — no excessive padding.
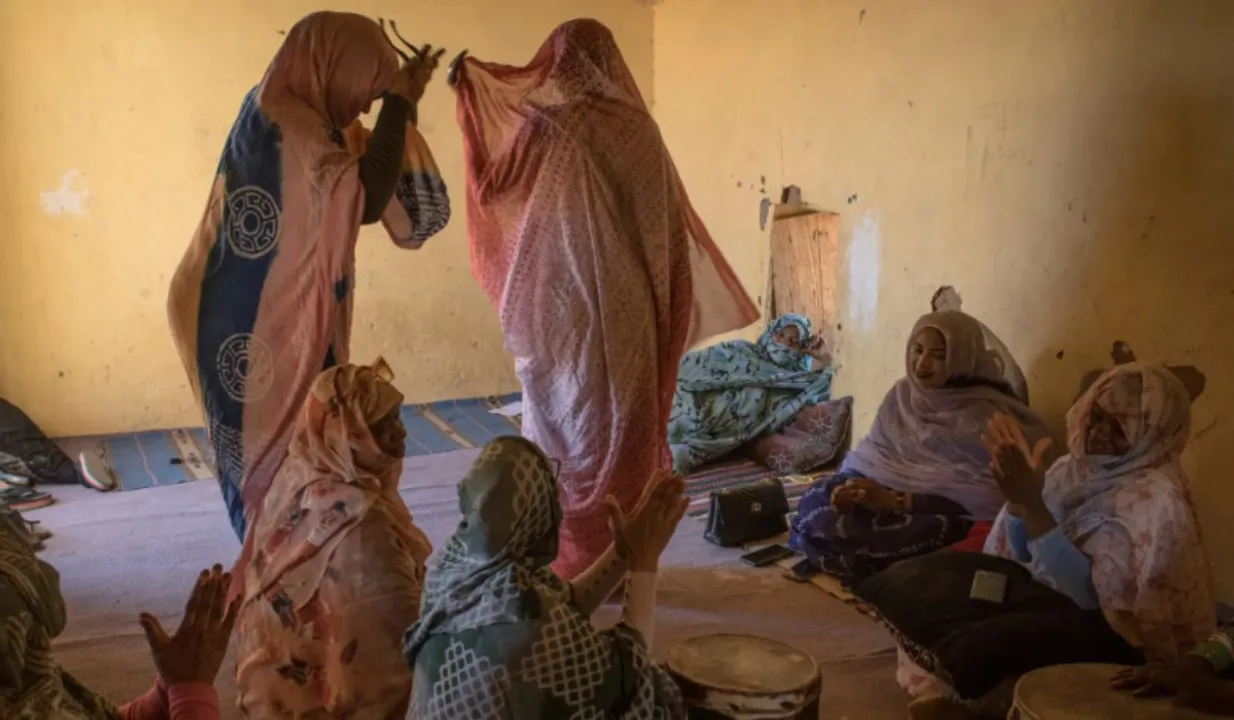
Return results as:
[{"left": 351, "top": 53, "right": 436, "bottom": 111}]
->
[{"left": 743, "top": 396, "right": 852, "bottom": 474}]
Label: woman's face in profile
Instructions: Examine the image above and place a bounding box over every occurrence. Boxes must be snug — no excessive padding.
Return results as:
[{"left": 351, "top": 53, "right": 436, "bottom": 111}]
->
[
  {"left": 909, "top": 327, "right": 948, "bottom": 388},
  {"left": 370, "top": 408, "right": 406, "bottom": 457}
]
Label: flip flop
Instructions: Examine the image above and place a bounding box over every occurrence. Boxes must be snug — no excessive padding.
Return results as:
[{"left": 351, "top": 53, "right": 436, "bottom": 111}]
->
[
  {"left": 0, "top": 486, "right": 54, "bottom": 512},
  {"left": 79, "top": 446, "right": 119, "bottom": 492}
]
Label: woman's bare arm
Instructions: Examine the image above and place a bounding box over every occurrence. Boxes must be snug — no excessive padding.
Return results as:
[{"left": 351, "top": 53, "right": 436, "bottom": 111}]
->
[{"left": 570, "top": 544, "right": 628, "bottom": 615}]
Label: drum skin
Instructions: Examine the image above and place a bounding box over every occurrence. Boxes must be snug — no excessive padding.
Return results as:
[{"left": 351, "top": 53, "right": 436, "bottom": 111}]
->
[
  {"left": 666, "top": 633, "right": 822, "bottom": 719},
  {"left": 1013, "top": 663, "right": 1224, "bottom": 720}
]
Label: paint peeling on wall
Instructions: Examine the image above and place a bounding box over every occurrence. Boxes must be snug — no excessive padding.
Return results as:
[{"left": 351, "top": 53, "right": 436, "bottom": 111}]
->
[
  {"left": 846, "top": 210, "right": 880, "bottom": 334},
  {"left": 39, "top": 170, "right": 89, "bottom": 216}
]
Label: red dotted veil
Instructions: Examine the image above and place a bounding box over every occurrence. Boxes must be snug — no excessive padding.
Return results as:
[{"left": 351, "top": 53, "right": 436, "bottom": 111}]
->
[{"left": 453, "top": 19, "right": 758, "bottom": 577}]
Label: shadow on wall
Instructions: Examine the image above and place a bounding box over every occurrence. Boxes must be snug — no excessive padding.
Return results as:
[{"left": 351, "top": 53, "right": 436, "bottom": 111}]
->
[{"left": 1020, "top": 61, "right": 1234, "bottom": 593}]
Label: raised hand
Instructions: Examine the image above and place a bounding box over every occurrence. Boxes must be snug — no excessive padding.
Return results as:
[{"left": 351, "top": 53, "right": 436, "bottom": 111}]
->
[
  {"left": 447, "top": 50, "right": 470, "bottom": 89},
  {"left": 980, "top": 413, "right": 1052, "bottom": 510},
  {"left": 139, "top": 564, "right": 240, "bottom": 686},
  {"left": 379, "top": 19, "right": 447, "bottom": 103},
  {"left": 605, "top": 472, "right": 688, "bottom": 573}
]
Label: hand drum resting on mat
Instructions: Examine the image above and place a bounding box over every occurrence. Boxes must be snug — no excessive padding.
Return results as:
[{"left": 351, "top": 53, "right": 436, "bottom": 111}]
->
[{"left": 665, "top": 633, "right": 821, "bottom": 719}]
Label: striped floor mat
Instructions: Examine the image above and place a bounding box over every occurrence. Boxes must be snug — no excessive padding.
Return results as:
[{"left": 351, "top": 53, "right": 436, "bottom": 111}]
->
[
  {"left": 682, "top": 458, "right": 832, "bottom": 518},
  {"left": 59, "top": 393, "right": 524, "bottom": 492}
]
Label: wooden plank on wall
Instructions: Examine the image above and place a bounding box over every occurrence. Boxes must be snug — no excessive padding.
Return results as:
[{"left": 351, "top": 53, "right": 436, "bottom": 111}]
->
[{"left": 769, "top": 211, "right": 839, "bottom": 334}]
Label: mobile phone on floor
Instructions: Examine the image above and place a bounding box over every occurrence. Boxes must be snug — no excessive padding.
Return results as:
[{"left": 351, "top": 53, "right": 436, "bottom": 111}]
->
[{"left": 741, "top": 543, "right": 795, "bottom": 568}]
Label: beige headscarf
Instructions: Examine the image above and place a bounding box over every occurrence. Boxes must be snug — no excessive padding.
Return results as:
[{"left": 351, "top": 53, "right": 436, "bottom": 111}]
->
[{"left": 233, "top": 359, "right": 432, "bottom": 717}]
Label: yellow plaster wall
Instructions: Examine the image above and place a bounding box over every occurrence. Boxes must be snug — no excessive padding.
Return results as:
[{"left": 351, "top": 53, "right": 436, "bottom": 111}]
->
[
  {"left": 653, "top": 0, "right": 1234, "bottom": 598},
  {"left": 0, "top": 0, "right": 653, "bottom": 436}
]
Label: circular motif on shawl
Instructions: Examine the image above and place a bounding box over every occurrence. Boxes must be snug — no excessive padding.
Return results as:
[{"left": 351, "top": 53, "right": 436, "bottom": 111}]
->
[
  {"left": 215, "top": 333, "right": 274, "bottom": 403},
  {"left": 224, "top": 186, "right": 280, "bottom": 259}
]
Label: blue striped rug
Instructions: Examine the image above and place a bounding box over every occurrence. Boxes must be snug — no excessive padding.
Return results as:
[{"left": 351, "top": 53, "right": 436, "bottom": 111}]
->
[{"left": 59, "top": 393, "right": 523, "bottom": 492}]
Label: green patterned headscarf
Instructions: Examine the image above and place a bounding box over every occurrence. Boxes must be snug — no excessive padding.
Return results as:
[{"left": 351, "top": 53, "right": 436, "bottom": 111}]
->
[
  {"left": 403, "top": 436, "right": 684, "bottom": 718},
  {"left": 0, "top": 516, "right": 118, "bottom": 719}
]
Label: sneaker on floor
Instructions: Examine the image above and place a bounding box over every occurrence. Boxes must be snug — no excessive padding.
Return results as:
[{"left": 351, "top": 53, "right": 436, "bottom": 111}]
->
[
  {"left": 79, "top": 447, "right": 119, "bottom": 492},
  {"left": 0, "top": 486, "right": 54, "bottom": 512}
]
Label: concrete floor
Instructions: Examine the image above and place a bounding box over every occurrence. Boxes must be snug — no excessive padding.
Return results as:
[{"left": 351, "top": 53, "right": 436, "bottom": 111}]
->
[{"left": 27, "top": 448, "right": 906, "bottom": 718}]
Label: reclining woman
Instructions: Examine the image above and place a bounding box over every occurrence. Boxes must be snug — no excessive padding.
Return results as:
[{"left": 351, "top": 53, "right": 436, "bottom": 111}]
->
[
  {"left": 232, "top": 360, "right": 432, "bottom": 718},
  {"left": 893, "top": 362, "right": 1214, "bottom": 718},
  {"left": 789, "top": 309, "right": 1050, "bottom": 583},
  {"left": 668, "top": 313, "right": 835, "bottom": 474},
  {"left": 403, "top": 436, "right": 688, "bottom": 719}
]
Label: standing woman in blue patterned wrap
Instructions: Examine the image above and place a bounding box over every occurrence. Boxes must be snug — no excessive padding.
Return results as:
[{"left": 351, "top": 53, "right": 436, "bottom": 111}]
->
[
  {"left": 166, "top": 12, "right": 451, "bottom": 539},
  {"left": 667, "top": 313, "right": 834, "bottom": 473}
]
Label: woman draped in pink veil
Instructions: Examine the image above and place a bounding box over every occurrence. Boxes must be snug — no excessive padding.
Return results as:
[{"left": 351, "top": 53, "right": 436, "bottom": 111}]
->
[{"left": 450, "top": 19, "right": 758, "bottom": 578}]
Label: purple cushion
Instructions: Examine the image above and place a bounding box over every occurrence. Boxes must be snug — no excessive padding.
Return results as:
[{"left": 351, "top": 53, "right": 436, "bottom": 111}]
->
[{"left": 743, "top": 396, "right": 853, "bottom": 474}]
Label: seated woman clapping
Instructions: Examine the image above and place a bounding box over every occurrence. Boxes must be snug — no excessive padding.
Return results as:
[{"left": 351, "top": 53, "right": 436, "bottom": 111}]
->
[
  {"left": 0, "top": 511, "right": 236, "bottom": 719},
  {"left": 890, "top": 362, "right": 1215, "bottom": 716},
  {"left": 403, "top": 437, "right": 688, "bottom": 719},
  {"left": 983, "top": 362, "right": 1214, "bottom": 661},
  {"left": 789, "top": 310, "right": 1050, "bottom": 583}
]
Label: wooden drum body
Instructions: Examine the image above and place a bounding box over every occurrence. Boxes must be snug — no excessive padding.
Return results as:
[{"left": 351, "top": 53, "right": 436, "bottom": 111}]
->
[
  {"left": 666, "top": 633, "right": 821, "bottom": 719},
  {"left": 1012, "top": 663, "right": 1223, "bottom": 719}
]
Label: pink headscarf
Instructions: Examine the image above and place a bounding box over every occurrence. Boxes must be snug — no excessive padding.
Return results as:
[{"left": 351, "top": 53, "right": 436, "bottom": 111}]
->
[
  {"left": 258, "top": 12, "right": 398, "bottom": 130},
  {"left": 455, "top": 18, "right": 757, "bottom": 350}
]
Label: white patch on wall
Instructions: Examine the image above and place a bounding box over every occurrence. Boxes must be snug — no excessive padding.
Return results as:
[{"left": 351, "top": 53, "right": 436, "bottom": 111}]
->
[
  {"left": 39, "top": 170, "right": 90, "bottom": 216},
  {"left": 846, "top": 210, "right": 881, "bottom": 334}
]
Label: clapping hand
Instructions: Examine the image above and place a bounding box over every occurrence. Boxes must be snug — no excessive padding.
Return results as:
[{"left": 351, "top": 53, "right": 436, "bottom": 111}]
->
[
  {"left": 979, "top": 413, "right": 1052, "bottom": 513},
  {"left": 606, "top": 472, "right": 688, "bottom": 573},
  {"left": 140, "top": 564, "right": 240, "bottom": 686}
]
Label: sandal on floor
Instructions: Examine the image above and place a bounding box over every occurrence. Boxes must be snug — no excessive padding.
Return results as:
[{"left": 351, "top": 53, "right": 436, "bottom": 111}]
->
[
  {"left": 0, "top": 486, "right": 54, "bottom": 512},
  {"left": 79, "top": 446, "right": 119, "bottom": 492}
]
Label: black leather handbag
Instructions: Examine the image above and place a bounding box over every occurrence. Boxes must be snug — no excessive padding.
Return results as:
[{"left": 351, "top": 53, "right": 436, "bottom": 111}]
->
[{"left": 703, "top": 478, "right": 790, "bottom": 547}]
